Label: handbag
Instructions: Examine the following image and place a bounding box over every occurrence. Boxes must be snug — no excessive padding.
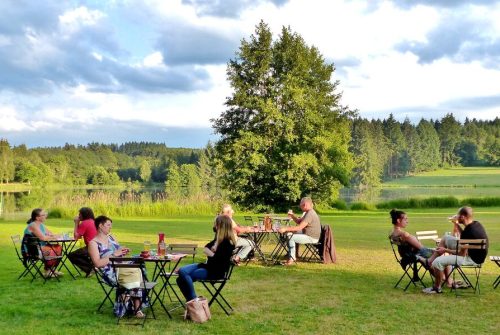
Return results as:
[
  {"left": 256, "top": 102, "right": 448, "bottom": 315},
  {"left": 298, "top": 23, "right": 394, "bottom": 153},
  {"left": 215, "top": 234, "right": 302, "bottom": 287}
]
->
[{"left": 184, "top": 296, "right": 211, "bottom": 323}]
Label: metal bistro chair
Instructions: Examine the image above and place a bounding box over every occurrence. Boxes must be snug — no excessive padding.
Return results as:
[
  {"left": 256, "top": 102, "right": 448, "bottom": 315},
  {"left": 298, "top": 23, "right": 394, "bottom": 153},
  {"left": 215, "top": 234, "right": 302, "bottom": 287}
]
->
[
  {"left": 491, "top": 256, "right": 500, "bottom": 289},
  {"left": 94, "top": 266, "right": 117, "bottom": 313},
  {"left": 110, "top": 257, "right": 158, "bottom": 327},
  {"left": 244, "top": 216, "right": 255, "bottom": 226},
  {"left": 389, "top": 236, "right": 428, "bottom": 291},
  {"left": 198, "top": 246, "right": 241, "bottom": 316},
  {"left": 12, "top": 235, "right": 44, "bottom": 281},
  {"left": 416, "top": 230, "right": 440, "bottom": 246},
  {"left": 445, "top": 239, "right": 487, "bottom": 295},
  {"left": 167, "top": 244, "right": 198, "bottom": 264},
  {"left": 299, "top": 225, "right": 328, "bottom": 263},
  {"left": 162, "top": 244, "right": 199, "bottom": 306}
]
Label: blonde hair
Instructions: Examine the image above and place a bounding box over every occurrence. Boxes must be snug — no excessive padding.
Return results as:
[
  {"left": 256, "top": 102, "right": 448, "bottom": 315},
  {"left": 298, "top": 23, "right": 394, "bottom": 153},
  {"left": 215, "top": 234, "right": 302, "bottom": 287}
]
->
[
  {"left": 220, "top": 204, "right": 233, "bottom": 215},
  {"left": 215, "top": 215, "right": 236, "bottom": 246}
]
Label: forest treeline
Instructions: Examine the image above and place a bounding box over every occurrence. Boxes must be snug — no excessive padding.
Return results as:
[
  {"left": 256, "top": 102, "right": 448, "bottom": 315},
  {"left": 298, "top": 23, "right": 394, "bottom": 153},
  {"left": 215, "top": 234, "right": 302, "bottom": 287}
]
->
[
  {"left": 351, "top": 114, "right": 499, "bottom": 188},
  {"left": 0, "top": 113, "right": 498, "bottom": 191}
]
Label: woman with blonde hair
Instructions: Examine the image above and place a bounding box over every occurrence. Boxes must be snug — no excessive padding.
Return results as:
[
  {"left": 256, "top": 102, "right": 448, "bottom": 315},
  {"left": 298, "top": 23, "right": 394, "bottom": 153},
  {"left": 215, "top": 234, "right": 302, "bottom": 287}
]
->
[{"left": 177, "top": 215, "right": 236, "bottom": 302}]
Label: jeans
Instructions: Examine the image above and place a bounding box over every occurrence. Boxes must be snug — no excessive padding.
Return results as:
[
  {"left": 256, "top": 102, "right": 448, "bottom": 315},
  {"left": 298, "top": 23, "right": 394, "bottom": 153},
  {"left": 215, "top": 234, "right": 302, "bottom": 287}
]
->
[
  {"left": 236, "top": 237, "right": 254, "bottom": 259},
  {"left": 286, "top": 233, "right": 319, "bottom": 261},
  {"left": 176, "top": 263, "right": 208, "bottom": 301}
]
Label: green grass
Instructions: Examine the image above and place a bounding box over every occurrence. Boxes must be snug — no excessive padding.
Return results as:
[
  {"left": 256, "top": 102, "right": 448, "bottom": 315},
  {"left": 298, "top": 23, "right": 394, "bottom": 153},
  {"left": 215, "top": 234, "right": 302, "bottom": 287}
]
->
[
  {"left": 1, "top": 208, "right": 499, "bottom": 334},
  {"left": 383, "top": 167, "right": 500, "bottom": 187}
]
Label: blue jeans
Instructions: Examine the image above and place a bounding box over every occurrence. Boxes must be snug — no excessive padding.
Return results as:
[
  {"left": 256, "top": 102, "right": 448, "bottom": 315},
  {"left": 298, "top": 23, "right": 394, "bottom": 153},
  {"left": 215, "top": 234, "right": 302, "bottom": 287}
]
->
[
  {"left": 286, "top": 233, "right": 319, "bottom": 261},
  {"left": 176, "top": 263, "right": 208, "bottom": 302}
]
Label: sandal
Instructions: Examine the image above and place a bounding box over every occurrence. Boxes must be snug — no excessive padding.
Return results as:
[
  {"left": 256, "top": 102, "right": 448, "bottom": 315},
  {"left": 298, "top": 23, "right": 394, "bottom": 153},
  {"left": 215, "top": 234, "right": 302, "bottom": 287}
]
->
[{"left": 135, "top": 310, "right": 145, "bottom": 318}]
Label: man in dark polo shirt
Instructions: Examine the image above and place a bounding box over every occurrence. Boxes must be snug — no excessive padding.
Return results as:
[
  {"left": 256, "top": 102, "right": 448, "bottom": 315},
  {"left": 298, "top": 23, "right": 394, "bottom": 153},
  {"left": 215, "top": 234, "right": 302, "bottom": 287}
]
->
[
  {"left": 280, "top": 197, "right": 321, "bottom": 266},
  {"left": 423, "top": 206, "right": 488, "bottom": 294}
]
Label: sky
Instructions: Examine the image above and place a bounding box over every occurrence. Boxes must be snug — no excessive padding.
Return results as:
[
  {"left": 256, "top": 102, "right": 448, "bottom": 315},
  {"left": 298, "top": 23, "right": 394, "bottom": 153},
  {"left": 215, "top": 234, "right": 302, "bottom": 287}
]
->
[{"left": 1, "top": 0, "right": 499, "bottom": 148}]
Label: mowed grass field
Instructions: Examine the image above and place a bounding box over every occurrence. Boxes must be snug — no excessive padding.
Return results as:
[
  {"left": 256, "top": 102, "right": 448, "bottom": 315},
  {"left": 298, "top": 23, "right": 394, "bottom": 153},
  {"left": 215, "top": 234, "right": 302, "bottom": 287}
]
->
[
  {"left": 1, "top": 209, "right": 499, "bottom": 335},
  {"left": 383, "top": 167, "right": 500, "bottom": 187}
]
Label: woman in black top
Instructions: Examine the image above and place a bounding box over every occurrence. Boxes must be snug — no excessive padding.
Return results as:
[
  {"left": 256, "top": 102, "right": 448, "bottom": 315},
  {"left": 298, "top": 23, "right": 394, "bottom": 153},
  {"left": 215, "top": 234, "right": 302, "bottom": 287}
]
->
[{"left": 176, "top": 215, "right": 236, "bottom": 302}]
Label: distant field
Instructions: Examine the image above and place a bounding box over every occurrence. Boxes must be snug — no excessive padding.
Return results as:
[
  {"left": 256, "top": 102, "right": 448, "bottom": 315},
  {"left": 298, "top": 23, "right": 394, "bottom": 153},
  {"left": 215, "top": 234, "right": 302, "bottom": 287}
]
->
[
  {"left": 383, "top": 167, "right": 500, "bottom": 187},
  {"left": 341, "top": 167, "right": 500, "bottom": 203}
]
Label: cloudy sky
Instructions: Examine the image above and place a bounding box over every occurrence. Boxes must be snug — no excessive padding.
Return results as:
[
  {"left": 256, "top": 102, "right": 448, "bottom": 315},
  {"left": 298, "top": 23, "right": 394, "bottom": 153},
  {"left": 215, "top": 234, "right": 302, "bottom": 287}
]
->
[{"left": 1, "top": 0, "right": 499, "bottom": 148}]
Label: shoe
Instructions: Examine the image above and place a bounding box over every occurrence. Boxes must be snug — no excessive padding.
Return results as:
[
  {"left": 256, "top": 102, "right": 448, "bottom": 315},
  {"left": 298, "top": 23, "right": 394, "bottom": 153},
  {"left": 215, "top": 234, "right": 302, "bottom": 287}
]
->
[
  {"left": 135, "top": 310, "right": 145, "bottom": 318},
  {"left": 232, "top": 256, "right": 241, "bottom": 266},
  {"left": 85, "top": 270, "right": 95, "bottom": 278},
  {"left": 449, "top": 281, "right": 469, "bottom": 289},
  {"left": 43, "top": 271, "right": 57, "bottom": 278},
  {"left": 282, "top": 259, "right": 296, "bottom": 266},
  {"left": 422, "top": 287, "right": 442, "bottom": 294},
  {"left": 54, "top": 271, "right": 64, "bottom": 277}
]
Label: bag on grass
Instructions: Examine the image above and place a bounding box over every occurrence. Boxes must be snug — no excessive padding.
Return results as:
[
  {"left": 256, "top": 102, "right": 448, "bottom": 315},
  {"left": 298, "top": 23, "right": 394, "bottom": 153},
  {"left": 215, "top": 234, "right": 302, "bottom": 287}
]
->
[{"left": 184, "top": 296, "right": 211, "bottom": 323}]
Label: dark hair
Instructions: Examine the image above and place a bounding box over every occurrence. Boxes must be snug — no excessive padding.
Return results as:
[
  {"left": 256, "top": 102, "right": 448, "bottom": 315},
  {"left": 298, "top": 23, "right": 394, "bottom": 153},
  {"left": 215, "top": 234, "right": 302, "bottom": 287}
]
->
[
  {"left": 390, "top": 209, "right": 406, "bottom": 225},
  {"left": 458, "top": 206, "right": 473, "bottom": 218},
  {"left": 27, "top": 208, "right": 43, "bottom": 224},
  {"left": 94, "top": 215, "right": 112, "bottom": 230},
  {"left": 79, "top": 207, "right": 95, "bottom": 221}
]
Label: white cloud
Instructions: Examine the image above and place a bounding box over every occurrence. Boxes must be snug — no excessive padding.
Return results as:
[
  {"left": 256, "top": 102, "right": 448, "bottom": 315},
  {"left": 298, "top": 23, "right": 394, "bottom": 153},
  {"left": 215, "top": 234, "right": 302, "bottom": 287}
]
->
[
  {"left": 2, "top": 0, "right": 500, "bottom": 148},
  {"left": 59, "top": 6, "right": 105, "bottom": 29},
  {"left": 0, "top": 106, "right": 29, "bottom": 131},
  {"left": 142, "top": 51, "right": 164, "bottom": 67}
]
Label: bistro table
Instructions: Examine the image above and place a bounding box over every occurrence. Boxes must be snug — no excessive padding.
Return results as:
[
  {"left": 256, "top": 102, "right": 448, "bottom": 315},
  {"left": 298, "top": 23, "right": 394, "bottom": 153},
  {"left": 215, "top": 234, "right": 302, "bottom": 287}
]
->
[
  {"left": 246, "top": 228, "right": 290, "bottom": 265},
  {"left": 142, "top": 254, "right": 186, "bottom": 317},
  {"left": 46, "top": 237, "right": 80, "bottom": 279}
]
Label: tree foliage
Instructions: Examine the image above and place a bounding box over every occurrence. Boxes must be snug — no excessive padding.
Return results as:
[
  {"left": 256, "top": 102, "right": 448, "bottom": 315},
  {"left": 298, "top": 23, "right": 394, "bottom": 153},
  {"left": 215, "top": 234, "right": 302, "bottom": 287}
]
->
[{"left": 212, "top": 22, "right": 354, "bottom": 210}]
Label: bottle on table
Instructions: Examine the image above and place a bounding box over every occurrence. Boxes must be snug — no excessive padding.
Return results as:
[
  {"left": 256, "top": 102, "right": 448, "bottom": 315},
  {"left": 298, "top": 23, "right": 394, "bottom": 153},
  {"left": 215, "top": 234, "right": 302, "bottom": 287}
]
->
[{"left": 158, "top": 232, "right": 166, "bottom": 257}]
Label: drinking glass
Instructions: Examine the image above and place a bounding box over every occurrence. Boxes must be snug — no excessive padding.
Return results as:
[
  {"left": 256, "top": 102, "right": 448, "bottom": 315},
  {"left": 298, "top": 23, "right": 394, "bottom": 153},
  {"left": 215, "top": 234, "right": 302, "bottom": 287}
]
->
[{"left": 143, "top": 241, "right": 151, "bottom": 251}]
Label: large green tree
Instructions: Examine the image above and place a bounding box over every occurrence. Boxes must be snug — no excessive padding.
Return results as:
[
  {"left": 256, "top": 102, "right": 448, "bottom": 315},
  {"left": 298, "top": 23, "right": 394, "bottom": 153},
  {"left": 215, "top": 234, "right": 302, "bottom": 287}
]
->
[{"left": 212, "top": 22, "right": 353, "bottom": 209}]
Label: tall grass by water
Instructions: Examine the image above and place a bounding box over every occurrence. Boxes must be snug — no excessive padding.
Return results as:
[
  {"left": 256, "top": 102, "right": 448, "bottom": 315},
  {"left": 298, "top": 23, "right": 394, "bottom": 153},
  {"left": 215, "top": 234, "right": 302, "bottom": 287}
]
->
[{"left": 47, "top": 191, "right": 222, "bottom": 218}]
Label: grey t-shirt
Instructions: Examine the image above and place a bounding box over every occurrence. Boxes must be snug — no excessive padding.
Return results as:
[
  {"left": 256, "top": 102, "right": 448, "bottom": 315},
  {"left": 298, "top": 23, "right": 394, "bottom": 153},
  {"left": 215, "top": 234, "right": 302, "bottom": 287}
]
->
[{"left": 302, "top": 209, "right": 321, "bottom": 239}]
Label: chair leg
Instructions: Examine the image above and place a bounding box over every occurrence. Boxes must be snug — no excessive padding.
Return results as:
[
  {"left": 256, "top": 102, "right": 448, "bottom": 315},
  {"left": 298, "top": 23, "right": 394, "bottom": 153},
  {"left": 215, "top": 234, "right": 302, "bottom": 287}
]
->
[{"left": 202, "top": 281, "right": 232, "bottom": 316}]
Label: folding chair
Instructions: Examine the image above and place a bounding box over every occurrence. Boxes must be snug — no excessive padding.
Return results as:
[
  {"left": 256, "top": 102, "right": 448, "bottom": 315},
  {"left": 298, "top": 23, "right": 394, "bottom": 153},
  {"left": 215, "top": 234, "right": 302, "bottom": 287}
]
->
[
  {"left": 167, "top": 244, "right": 197, "bottom": 263},
  {"left": 299, "top": 225, "right": 327, "bottom": 263},
  {"left": 11, "top": 235, "right": 41, "bottom": 281},
  {"left": 491, "top": 256, "right": 500, "bottom": 289},
  {"left": 162, "top": 244, "right": 198, "bottom": 307},
  {"left": 110, "top": 257, "right": 159, "bottom": 327},
  {"left": 244, "top": 216, "right": 255, "bottom": 225},
  {"left": 35, "top": 239, "right": 63, "bottom": 283},
  {"left": 445, "top": 239, "right": 487, "bottom": 295},
  {"left": 198, "top": 246, "right": 241, "bottom": 316},
  {"left": 94, "top": 266, "right": 117, "bottom": 312},
  {"left": 198, "top": 262, "right": 236, "bottom": 316},
  {"left": 389, "top": 237, "right": 428, "bottom": 291},
  {"left": 416, "top": 230, "right": 440, "bottom": 246}
]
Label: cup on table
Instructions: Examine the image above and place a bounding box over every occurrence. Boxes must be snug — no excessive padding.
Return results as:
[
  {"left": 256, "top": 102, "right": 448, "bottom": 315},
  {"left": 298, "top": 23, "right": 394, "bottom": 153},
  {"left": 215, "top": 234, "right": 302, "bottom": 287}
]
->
[{"left": 143, "top": 241, "right": 151, "bottom": 251}]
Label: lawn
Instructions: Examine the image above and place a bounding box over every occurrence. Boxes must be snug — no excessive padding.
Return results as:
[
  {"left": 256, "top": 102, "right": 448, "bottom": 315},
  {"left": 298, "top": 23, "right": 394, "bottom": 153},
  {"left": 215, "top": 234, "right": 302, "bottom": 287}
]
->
[
  {"left": 1, "top": 208, "right": 499, "bottom": 335},
  {"left": 383, "top": 167, "right": 500, "bottom": 187}
]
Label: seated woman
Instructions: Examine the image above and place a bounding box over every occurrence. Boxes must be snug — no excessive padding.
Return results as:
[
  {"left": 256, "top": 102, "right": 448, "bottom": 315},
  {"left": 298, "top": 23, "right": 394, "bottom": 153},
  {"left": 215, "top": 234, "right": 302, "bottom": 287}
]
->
[
  {"left": 177, "top": 215, "right": 236, "bottom": 302},
  {"left": 88, "top": 215, "right": 144, "bottom": 318},
  {"left": 219, "top": 204, "right": 254, "bottom": 263},
  {"left": 68, "top": 207, "right": 97, "bottom": 277},
  {"left": 22, "top": 208, "right": 63, "bottom": 278},
  {"left": 389, "top": 209, "right": 433, "bottom": 268}
]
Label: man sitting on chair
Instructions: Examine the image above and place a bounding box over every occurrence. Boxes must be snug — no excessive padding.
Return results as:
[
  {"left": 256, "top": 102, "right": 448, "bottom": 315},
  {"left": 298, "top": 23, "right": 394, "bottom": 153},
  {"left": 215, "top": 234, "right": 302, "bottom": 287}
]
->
[
  {"left": 422, "top": 206, "right": 489, "bottom": 294},
  {"left": 279, "top": 197, "right": 321, "bottom": 266}
]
